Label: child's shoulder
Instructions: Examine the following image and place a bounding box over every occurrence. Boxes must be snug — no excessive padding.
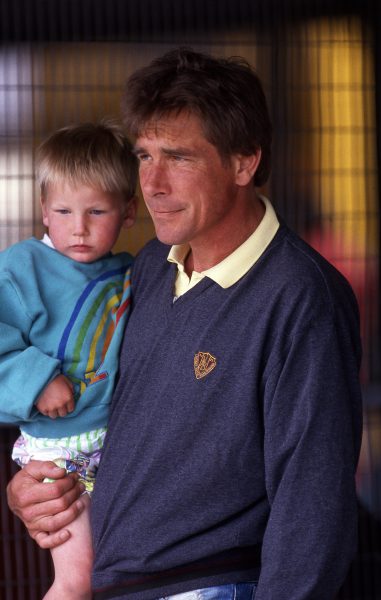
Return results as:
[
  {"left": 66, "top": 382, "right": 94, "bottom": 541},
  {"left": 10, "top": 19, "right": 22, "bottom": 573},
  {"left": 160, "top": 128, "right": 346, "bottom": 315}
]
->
[
  {"left": 0, "top": 237, "right": 44, "bottom": 264},
  {"left": 107, "top": 251, "right": 134, "bottom": 277},
  {"left": 112, "top": 250, "right": 134, "bottom": 264}
]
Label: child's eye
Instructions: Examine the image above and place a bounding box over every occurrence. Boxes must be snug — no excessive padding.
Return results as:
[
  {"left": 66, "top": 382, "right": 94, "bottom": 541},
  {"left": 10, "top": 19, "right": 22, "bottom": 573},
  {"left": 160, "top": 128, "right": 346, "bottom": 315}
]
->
[
  {"left": 90, "top": 210, "right": 106, "bottom": 215},
  {"left": 55, "top": 209, "right": 70, "bottom": 214}
]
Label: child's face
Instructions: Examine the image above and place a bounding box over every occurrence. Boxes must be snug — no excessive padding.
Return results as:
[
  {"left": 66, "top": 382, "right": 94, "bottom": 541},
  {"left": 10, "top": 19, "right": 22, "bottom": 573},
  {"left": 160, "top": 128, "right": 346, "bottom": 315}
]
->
[{"left": 41, "top": 182, "right": 136, "bottom": 262}]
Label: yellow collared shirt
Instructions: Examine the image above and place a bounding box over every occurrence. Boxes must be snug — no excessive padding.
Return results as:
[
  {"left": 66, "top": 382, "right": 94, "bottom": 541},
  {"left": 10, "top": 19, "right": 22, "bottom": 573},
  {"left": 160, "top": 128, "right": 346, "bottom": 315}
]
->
[{"left": 167, "top": 196, "right": 279, "bottom": 298}]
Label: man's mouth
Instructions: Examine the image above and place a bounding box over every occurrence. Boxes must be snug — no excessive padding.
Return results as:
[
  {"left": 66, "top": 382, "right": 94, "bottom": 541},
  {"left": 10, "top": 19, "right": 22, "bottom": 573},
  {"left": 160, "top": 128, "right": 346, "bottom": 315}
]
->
[{"left": 151, "top": 208, "right": 184, "bottom": 215}]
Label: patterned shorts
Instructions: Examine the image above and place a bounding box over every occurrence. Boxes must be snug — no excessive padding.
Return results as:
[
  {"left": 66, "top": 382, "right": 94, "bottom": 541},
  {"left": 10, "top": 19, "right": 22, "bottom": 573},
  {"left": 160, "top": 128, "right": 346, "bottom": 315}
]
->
[{"left": 12, "top": 427, "right": 107, "bottom": 495}]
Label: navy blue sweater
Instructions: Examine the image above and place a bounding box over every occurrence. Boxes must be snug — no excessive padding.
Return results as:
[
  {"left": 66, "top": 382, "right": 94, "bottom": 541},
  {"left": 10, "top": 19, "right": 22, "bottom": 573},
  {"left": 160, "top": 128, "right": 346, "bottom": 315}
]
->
[{"left": 91, "top": 223, "right": 362, "bottom": 600}]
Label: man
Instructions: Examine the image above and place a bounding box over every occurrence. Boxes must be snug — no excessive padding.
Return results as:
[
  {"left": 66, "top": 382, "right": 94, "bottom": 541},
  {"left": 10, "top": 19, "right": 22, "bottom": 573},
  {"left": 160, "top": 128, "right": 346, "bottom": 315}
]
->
[{"left": 7, "top": 48, "right": 362, "bottom": 600}]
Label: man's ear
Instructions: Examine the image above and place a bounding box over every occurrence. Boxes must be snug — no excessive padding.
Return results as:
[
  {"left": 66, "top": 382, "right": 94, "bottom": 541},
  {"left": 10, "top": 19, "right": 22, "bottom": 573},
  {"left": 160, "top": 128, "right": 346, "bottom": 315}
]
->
[
  {"left": 122, "top": 195, "right": 138, "bottom": 230},
  {"left": 234, "top": 150, "right": 262, "bottom": 186},
  {"left": 40, "top": 196, "right": 49, "bottom": 227}
]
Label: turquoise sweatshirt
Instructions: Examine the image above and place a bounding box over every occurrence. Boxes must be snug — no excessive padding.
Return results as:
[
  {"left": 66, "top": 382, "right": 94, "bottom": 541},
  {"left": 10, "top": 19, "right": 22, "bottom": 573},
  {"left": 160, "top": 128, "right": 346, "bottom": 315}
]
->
[{"left": 0, "top": 237, "right": 132, "bottom": 438}]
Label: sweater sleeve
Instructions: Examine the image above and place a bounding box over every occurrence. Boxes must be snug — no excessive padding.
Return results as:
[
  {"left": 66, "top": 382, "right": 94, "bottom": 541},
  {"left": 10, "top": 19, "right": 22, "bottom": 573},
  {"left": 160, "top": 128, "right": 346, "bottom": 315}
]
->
[
  {"left": 255, "top": 300, "right": 362, "bottom": 600},
  {"left": 0, "top": 274, "right": 61, "bottom": 424}
]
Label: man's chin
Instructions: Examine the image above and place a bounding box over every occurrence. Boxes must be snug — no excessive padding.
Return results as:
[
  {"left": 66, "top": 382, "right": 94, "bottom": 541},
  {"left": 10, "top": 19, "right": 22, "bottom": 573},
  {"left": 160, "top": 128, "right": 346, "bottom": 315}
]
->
[{"left": 154, "top": 229, "right": 187, "bottom": 247}]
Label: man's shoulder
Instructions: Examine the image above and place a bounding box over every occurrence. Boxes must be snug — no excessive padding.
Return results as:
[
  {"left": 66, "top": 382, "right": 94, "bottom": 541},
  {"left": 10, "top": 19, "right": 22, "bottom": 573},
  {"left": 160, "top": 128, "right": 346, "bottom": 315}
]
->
[
  {"left": 265, "top": 224, "right": 358, "bottom": 311},
  {"left": 133, "top": 238, "right": 170, "bottom": 272},
  {"left": 271, "top": 225, "right": 350, "bottom": 283},
  {"left": 137, "top": 238, "right": 169, "bottom": 259},
  {"left": 130, "top": 239, "right": 172, "bottom": 299}
]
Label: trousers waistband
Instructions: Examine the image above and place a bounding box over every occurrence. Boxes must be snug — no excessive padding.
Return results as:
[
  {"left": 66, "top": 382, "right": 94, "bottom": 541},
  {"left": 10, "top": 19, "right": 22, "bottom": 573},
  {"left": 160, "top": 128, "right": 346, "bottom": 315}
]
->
[{"left": 93, "top": 545, "right": 262, "bottom": 600}]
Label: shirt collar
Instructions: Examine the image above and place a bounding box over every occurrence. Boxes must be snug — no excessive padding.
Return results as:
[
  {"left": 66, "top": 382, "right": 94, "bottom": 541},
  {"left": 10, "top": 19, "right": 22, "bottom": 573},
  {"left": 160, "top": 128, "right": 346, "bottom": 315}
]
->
[
  {"left": 41, "top": 233, "right": 55, "bottom": 248},
  {"left": 167, "top": 196, "right": 279, "bottom": 289}
]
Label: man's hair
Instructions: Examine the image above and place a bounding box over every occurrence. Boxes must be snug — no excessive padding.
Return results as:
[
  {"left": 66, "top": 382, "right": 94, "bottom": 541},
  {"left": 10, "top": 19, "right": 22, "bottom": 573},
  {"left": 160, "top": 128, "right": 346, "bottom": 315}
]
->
[
  {"left": 36, "top": 119, "right": 138, "bottom": 201},
  {"left": 122, "top": 47, "right": 272, "bottom": 187}
]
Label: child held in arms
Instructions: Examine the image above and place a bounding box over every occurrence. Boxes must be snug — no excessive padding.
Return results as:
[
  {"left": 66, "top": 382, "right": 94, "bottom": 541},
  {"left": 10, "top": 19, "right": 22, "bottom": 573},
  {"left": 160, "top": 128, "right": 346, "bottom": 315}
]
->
[{"left": 0, "top": 119, "right": 138, "bottom": 599}]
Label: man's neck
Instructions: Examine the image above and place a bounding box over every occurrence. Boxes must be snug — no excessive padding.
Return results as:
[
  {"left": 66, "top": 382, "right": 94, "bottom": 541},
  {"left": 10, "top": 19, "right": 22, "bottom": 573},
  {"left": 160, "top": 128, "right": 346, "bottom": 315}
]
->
[{"left": 184, "top": 195, "right": 266, "bottom": 276}]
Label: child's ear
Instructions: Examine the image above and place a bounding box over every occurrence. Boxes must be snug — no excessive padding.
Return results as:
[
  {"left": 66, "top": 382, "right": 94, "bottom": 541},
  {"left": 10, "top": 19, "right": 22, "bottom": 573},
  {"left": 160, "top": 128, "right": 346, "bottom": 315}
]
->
[
  {"left": 40, "top": 196, "right": 49, "bottom": 227},
  {"left": 122, "top": 195, "right": 138, "bottom": 229}
]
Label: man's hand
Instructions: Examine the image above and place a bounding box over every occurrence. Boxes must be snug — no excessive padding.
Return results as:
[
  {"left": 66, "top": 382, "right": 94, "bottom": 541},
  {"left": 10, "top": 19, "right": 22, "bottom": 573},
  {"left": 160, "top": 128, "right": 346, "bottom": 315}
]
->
[
  {"left": 7, "top": 460, "right": 85, "bottom": 549},
  {"left": 35, "top": 374, "right": 74, "bottom": 418}
]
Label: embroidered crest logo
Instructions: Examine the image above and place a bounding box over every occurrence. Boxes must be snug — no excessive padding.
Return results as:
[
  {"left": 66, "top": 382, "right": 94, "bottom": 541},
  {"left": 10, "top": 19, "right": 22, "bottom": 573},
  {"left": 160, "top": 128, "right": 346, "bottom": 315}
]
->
[{"left": 194, "top": 352, "right": 217, "bottom": 379}]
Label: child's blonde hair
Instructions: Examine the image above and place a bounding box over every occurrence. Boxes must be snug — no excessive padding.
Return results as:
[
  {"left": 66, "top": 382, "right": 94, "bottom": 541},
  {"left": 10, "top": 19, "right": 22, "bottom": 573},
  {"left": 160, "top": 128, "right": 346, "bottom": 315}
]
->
[{"left": 36, "top": 119, "right": 138, "bottom": 202}]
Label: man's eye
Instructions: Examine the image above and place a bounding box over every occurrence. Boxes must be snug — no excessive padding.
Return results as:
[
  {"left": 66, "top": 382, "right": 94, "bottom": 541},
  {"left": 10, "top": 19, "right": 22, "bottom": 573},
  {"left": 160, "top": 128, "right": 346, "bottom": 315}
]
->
[{"left": 137, "top": 153, "right": 150, "bottom": 162}]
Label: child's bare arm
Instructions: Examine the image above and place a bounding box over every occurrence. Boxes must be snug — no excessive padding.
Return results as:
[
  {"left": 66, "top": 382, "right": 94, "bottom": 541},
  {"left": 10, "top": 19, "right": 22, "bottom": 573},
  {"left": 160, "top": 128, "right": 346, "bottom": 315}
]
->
[{"left": 35, "top": 374, "right": 74, "bottom": 418}]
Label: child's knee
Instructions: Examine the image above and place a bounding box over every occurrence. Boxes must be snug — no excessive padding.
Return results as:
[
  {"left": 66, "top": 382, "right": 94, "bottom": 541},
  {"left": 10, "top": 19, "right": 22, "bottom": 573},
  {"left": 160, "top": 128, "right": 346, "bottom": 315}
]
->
[{"left": 46, "top": 571, "right": 92, "bottom": 600}]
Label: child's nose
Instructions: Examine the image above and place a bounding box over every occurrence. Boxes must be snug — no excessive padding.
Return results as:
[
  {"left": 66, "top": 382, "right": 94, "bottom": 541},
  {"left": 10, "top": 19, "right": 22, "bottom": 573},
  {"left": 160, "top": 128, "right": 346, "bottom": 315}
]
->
[{"left": 73, "top": 215, "right": 88, "bottom": 235}]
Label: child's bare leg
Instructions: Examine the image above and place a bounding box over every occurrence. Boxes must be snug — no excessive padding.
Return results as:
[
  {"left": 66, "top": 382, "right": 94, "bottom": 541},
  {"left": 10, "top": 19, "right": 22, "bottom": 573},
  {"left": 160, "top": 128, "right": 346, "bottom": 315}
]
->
[{"left": 43, "top": 494, "right": 92, "bottom": 600}]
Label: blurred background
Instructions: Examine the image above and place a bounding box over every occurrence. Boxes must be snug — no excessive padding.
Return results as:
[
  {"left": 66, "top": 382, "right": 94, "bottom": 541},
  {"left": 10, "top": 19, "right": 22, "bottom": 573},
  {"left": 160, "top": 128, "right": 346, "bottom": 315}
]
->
[{"left": 0, "top": 0, "right": 380, "bottom": 598}]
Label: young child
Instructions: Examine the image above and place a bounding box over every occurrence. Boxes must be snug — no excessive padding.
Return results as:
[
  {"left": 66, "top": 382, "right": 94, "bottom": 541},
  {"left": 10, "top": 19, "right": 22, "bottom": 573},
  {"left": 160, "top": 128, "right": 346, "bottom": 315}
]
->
[{"left": 0, "top": 120, "right": 138, "bottom": 599}]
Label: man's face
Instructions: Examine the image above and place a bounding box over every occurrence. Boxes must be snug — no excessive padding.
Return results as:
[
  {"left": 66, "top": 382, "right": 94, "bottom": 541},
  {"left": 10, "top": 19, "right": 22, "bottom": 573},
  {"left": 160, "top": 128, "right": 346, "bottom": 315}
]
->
[{"left": 134, "top": 112, "right": 242, "bottom": 251}]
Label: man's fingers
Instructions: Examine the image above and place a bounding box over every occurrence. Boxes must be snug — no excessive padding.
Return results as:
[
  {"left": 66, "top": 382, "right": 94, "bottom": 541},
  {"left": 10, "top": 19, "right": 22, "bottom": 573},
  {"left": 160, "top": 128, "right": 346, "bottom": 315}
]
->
[
  {"left": 22, "top": 481, "right": 84, "bottom": 530},
  {"left": 30, "top": 497, "right": 85, "bottom": 547},
  {"left": 8, "top": 464, "right": 76, "bottom": 509},
  {"left": 7, "top": 461, "right": 84, "bottom": 535},
  {"left": 33, "top": 528, "right": 71, "bottom": 550},
  {"left": 7, "top": 461, "right": 66, "bottom": 509},
  {"left": 21, "top": 460, "right": 67, "bottom": 483}
]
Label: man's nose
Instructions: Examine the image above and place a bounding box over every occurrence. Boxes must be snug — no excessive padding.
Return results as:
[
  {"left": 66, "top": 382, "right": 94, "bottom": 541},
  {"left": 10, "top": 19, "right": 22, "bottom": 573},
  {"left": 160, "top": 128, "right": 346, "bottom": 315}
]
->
[{"left": 141, "top": 163, "right": 169, "bottom": 196}]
